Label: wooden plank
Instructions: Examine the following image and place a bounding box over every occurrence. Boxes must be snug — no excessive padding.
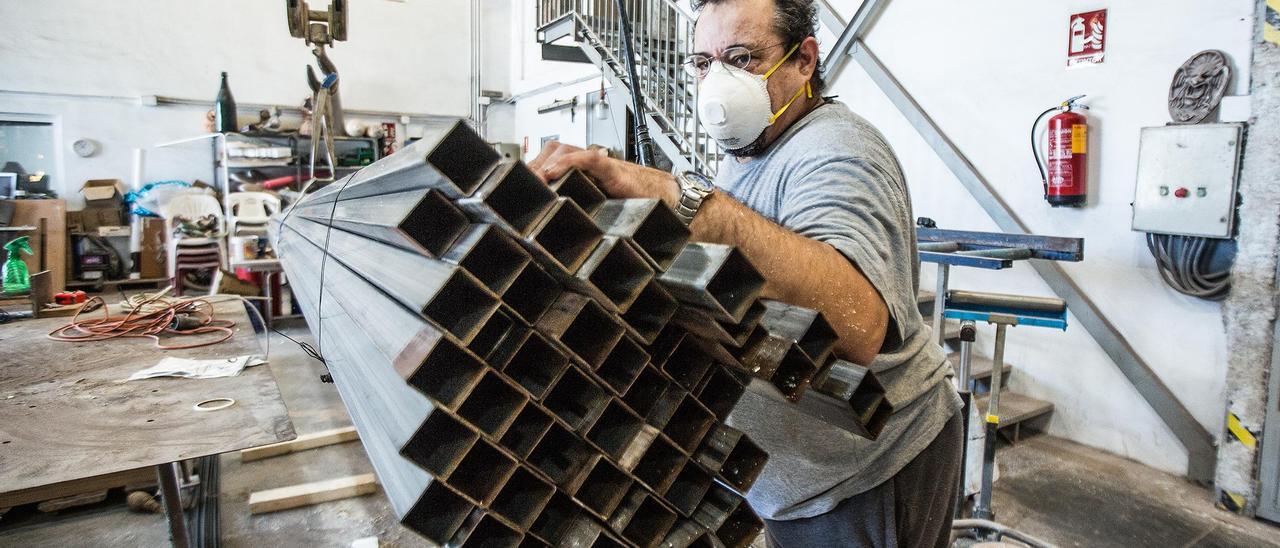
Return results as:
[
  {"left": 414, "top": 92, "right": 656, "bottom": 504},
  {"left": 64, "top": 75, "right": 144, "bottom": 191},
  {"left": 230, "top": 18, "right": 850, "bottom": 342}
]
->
[
  {"left": 240, "top": 426, "right": 359, "bottom": 462},
  {"left": 37, "top": 490, "right": 107, "bottom": 512},
  {"left": 0, "top": 300, "right": 295, "bottom": 495},
  {"left": 248, "top": 473, "right": 378, "bottom": 514},
  {"left": 0, "top": 466, "right": 154, "bottom": 508}
]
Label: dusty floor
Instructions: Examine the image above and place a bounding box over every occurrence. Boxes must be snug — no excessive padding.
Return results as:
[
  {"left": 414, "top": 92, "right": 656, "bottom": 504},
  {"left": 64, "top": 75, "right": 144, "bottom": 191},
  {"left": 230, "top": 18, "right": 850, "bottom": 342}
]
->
[{"left": 1, "top": 319, "right": 1278, "bottom": 547}]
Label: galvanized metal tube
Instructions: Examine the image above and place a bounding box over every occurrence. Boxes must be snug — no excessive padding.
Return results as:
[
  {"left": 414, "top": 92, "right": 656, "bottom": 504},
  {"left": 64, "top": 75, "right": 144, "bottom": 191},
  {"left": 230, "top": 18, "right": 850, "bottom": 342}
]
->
[
  {"left": 457, "top": 370, "right": 529, "bottom": 438},
  {"left": 661, "top": 395, "right": 716, "bottom": 454},
  {"left": 527, "top": 422, "right": 596, "bottom": 487},
  {"left": 619, "top": 278, "right": 679, "bottom": 345},
  {"left": 490, "top": 465, "right": 555, "bottom": 531},
  {"left": 502, "top": 262, "right": 563, "bottom": 326},
  {"left": 542, "top": 366, "right": 610, "bottom": 432},
  {"left": 524, "top": 197, "right": 605, "bottom": 276},
  {"left": 694, "top": 366, "right": 747, "bottom": 421},
  {"left": 498, "top": 329, "right": 570, "bottom": 401},
  {"left": 587, "top": 399, "right": 648, "bottom": 461},
  {"left": 304, "top": 119, "right": 500, "bottom": 204},
  {"left": 596, "top": 334, "right": 650, "bottom": 395},
  {"left": 632, "top": 433, "right": 686, "bottom": 495},
  {"left": 592, "top": 199, "right": 690, "bottom": 271},
  {"left": 570, "top": 457, "right": 634, "bottom": 519},
  {"left": 549, "top": 169, "right": 607, "bottom": 216},
  {"left": 759, "top": 300, "right": 839, "bottom": 364},
  {"left": 535, "top": 292, "right": 625, "bottom": 369},
  {"left": 663, "top": 460, "right": 713, "bottom": 517},
  {"left": 625, "top": 365, "right": 674, "bottom": 419},
  {"left": 457, "top": 160, "right": 559, "bottom": 237},
  {"left": 661, "top": 337, "right": 715, "bottom": 390},
  {"left": 574, "top": 236, "right": 655, "bottom": 313},
  {"left": 448, "top": 438, "right": 520, "bottom": 506},
  {"left": 658, "top": 243, "right": 766, "bottom": 323},
  {"left": 292, "top": 188, "right": 469, "bottom": 257},
  {"left": 442, "top": 223, "right": 533, "bottom": 295},
  {"left": 499, "top": 403, "right": 555, "bottom": 460},
  {"left": 716, "top": 502, "right": 764, "bottom": 548}
]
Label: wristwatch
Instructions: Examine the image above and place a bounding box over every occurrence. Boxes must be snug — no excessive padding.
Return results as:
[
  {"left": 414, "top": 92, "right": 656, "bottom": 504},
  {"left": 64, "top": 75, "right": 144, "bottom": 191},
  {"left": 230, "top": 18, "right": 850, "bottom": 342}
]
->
[{"left": 673, "top": 171, "right": 715, "bottom": 225}]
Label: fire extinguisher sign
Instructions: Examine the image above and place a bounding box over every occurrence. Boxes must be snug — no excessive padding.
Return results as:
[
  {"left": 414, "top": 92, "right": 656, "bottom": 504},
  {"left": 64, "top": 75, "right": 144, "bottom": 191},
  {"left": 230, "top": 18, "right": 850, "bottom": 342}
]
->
[{"left": 1066, "top": 9, "right": 1107, "bottom": 68}]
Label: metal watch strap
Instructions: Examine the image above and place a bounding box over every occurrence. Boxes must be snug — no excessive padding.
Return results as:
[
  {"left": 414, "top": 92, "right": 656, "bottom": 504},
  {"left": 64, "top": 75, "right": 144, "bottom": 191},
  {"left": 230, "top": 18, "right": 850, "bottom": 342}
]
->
[{"left": 674, "top": 171, "right": 714, "bottom": 225}]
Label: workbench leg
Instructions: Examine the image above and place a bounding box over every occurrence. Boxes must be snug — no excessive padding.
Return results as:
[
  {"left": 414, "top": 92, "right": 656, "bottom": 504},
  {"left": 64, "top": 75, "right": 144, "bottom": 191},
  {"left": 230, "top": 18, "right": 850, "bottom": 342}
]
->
[{"left": 156, "top": 462, "right": 191, "bottom": 548}]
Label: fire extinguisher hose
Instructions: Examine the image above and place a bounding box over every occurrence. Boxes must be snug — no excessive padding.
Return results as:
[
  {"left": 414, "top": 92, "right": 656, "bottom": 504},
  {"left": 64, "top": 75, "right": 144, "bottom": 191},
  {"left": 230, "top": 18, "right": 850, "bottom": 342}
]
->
[{"left": 1030, "top": 106, "right": 1059, "bottom": 196}]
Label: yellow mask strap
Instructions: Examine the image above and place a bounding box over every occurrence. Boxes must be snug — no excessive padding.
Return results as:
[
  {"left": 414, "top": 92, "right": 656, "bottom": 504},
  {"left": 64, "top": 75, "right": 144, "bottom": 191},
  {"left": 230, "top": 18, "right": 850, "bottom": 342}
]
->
[
  {"left": 769, "top": 81, "right": 813, "bottom": 124},
  {"left": 762, "top": 41, "right": 803, "bottom": 80}
]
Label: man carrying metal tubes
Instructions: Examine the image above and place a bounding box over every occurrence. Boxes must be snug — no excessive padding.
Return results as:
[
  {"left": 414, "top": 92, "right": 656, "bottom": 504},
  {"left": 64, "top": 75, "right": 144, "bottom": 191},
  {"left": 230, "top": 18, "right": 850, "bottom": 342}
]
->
[{"left": 529, "top": 0, "right": 962, "bottom": 545}]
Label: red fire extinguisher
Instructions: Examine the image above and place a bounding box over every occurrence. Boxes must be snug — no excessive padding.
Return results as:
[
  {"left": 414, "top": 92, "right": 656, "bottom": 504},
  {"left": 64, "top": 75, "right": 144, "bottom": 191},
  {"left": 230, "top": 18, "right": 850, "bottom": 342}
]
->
[{"left": 1032, "top": 95, "right": 1089, "bottom": 207}]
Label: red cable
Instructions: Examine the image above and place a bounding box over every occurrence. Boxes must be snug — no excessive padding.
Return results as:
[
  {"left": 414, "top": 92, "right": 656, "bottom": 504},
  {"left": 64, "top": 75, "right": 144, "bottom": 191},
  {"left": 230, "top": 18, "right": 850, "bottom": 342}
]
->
[{"left": 47, "top": 294, "right": 235, "bottom": 350}]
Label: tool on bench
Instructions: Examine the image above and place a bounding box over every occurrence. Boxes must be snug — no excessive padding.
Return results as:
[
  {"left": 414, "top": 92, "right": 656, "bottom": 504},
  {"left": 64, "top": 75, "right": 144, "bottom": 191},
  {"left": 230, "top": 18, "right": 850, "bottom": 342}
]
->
[
  {"left": 947, "top": 290, "right": 1063, "bottom": 548},
  {"left": 55, "top": 290, "right": 88, "bottom": 306}
]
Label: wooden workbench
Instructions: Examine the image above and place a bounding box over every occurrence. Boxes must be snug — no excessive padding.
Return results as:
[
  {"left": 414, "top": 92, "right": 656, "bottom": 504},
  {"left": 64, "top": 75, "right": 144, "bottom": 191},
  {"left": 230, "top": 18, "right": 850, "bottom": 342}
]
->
[{"left": 0, "top": 299, "right": 295, "bottom": 545}]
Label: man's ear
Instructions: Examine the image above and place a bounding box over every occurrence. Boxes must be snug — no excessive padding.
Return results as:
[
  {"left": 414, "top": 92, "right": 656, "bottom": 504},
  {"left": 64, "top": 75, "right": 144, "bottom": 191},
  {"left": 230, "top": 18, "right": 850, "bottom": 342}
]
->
[{"left": 797, "top": 36, "right": 820, "bottom": 79}]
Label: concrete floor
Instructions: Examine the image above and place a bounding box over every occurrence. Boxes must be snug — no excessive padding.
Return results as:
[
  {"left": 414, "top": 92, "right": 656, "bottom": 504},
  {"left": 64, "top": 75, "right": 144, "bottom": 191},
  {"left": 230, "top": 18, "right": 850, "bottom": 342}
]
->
[{"left": 2, "top": 319, "right": 1278, "bottom": 547}]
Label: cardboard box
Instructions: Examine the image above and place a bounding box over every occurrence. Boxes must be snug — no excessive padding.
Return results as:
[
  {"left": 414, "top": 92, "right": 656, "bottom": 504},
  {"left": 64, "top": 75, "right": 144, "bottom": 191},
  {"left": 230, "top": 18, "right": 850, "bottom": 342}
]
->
[{"left": 81, "top": 179, "right": 125, "bottom": 207}]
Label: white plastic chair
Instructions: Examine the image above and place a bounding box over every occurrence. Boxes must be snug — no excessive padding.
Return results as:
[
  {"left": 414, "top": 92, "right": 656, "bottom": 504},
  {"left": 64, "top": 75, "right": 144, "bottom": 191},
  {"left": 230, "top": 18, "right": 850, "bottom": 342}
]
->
[
  {"left": 227, "top": 192, "right": 281, "bottom": 235},
  {"left": 161, "top": 193, "right": 227, "bottom": 291}
]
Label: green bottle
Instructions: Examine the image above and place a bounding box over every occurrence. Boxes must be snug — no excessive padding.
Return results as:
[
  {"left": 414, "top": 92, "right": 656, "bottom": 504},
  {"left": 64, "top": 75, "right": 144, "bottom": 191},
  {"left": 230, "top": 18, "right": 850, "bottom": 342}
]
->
[{"left": 3, "top": 236, "right": 32, "bottom": 294}]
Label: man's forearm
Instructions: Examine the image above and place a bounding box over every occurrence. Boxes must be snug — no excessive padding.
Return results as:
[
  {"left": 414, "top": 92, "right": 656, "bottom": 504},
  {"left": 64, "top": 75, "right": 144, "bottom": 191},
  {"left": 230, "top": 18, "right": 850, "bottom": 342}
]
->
[{"left": 688, "top": 192, "right": 889, "bottom": 364}]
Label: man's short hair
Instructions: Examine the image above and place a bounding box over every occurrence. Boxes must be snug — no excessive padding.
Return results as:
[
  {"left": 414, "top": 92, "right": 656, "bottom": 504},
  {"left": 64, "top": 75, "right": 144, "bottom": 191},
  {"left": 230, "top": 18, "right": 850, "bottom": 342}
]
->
[{"left": 691, "top": 0, "right": 826, "bottom": 94}]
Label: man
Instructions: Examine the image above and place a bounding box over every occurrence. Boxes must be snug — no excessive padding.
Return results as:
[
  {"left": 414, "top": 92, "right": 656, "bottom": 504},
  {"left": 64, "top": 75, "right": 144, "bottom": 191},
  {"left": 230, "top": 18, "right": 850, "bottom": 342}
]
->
[{"left": 529, "top": 0, "right": 962, "bottom": 545}]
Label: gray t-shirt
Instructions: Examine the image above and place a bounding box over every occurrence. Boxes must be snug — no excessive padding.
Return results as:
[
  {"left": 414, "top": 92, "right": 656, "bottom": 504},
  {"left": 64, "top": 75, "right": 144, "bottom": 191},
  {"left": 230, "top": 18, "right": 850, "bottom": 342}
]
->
[{"left": 720, "top": 100, "right": 962, "bottom": 521}]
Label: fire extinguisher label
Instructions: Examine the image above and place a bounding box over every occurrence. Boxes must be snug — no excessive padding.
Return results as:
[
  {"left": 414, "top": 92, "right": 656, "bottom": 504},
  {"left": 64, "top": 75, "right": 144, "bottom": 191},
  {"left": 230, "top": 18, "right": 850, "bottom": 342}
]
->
[
  {"left": 1048, "top": 129, "right": 1072, "bottom": 160},
  {"left": 1071, "top": 124, "right": 1087, "bottom": 153}
]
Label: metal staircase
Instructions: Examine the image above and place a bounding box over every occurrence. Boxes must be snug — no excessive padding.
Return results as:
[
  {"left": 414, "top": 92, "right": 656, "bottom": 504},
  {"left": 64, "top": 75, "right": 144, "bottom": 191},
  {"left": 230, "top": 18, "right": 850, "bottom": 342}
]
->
[{"left": 535, "top": 0, "right": 721, "bottom": 175}]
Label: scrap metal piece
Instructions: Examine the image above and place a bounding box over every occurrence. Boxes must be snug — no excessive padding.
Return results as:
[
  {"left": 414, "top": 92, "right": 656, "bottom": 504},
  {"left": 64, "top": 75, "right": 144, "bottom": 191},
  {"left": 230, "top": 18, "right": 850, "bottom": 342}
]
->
[
  {"left": 592, "top": 199, "right": 691, "bottom": 271},
  {"left": 658, "top": 243, "right": 765, "bottom": 324}
]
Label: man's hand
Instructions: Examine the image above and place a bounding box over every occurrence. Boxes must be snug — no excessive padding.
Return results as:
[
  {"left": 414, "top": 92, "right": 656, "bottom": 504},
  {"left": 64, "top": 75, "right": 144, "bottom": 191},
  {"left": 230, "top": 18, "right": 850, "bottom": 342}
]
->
[{"left": 528, "top": 141, "right": 680, "bottom": 206}]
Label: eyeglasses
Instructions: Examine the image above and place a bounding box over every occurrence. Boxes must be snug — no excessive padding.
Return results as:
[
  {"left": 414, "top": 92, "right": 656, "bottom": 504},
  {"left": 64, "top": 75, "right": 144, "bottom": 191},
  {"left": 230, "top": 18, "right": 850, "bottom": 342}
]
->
[{"left": 681, "top": 42, "right": 788, "bottom": 78}]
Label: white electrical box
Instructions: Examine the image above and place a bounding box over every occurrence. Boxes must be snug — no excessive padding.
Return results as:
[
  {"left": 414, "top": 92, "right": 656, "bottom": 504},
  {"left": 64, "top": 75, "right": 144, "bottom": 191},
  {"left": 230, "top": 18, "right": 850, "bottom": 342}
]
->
[{"left": 1131, "top": 123, "right": 1243, "bottom": 238}]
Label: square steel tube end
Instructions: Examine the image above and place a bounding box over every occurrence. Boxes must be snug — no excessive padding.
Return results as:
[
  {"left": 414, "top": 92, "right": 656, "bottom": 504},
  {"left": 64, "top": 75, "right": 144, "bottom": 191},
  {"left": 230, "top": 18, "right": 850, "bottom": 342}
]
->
[
  {"left": 660, "top": 243, "right": 766, "bottom": 323},
  {"left": 451, "top": 513, "right": 524, "bottom": 547},
  {"left": 597, "top": 335, "right": 650, "bottom": 394},
  {"left": 574, "top": 458, "right": 634, "bottom": 519},
  {"left": 467, "top": 309, "right": 517, "bottom": 363},
  {"left": 717, "top": 503, "right": 764, "bottom": 548},
  {"left": 450, "top": 439, "right": 520, "bottom": 505},
  {"left": 695, "top": 366, "right": 747, "bottom": 421},
  {"left": 531, "top": 492, "right": 587, "bottom": 545},
  {"left": 620, "top": 279, "right": 679, "bottom": 345},
  {"left": 461, "top": 160, "right": 558, "bottom": 236},
  {"left": 593, "top": 199, "right": 691, "bottom": 271},
  {"left": 503, "top": 262, "right": 563, "bottom": 326},
  {"left": 665, "top": 461, "right": 713, "bottom": 517},
  {"left": 693, "top": 423, "right": 741, "bottom": 472},
  {"left": 401, "top": 479, "right": 475, "bottom": 545},
  {"left": 634, "top": 434, "right": 687, "bottom": 495},
  {"left": 500, "top": 404, "right": 555, "bottom": 459},
  {"left": 587, "top": 399, "right": 647, "bottom": 460},
  {"left": 458, "top": 371, "right": 528, "bottom": 438},
  {"left": 400, "top": 409, "right": 480, "bottom": 478},
  {"left": 426, "top": 120, "right": 504, "bottom": 197},
  {"left": 719, "top": 433, "right": 768, "bottom": 494},
  {"left": 293, "top": 187, "right": 469, "bottom": 257},
  {"left": 539, "top": 293, "right": 625, "bottom": 369},
  {"left": 542, "top": 366, "right": 610, "bottom": 432},
  {"left": 814, "top": 359, "right": 892, "bottom": 439},
  {"left": 398, "top": 334, "right": 487, "bottom": 409},
  {"left": 528, "top": 423, "right": 596, "bottom": 487},
  {"left": 550, "top": 169, "right": 607, "bottom": 216},
  {"left": 760, "top": 300, "right": 839, "bottom": 363},
  {"left": 443, "top": 223, "right": 533, "bottom": 295},
  {"left": 662, "top": 396, "right": 716, "bottom": 453},
  {"left": 771, "top": 345, "right": 818, "bottom": 402},
  {"left": 624, "top": 365, "right": 674, "bottom": 419},
  {"left": 691, "top": 482, "right": 743, "bottom": 531},
  {"left": 663, "top": 338, "right": 715, "bottom": 390},
  {"left": 621, "top": 491, "right": 679, "bottom": 547},
  {"left": 576, "top": 237, "right": 655, "bottom": 313},
  {"left": 491, "top": 465, "right": 556, "bottom": 531},
  {"left": 502, "top": 330, "right": 570, "bottom": 400},
  {"left": 529, "top": 197, "right": 605, "bottom": 275}
]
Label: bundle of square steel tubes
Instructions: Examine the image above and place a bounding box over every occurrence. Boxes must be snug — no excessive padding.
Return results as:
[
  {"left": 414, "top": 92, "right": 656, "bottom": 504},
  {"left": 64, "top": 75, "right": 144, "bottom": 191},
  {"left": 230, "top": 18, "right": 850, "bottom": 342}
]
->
[{"left": 272, "top": 119, "right": 891, "bottom": 547}]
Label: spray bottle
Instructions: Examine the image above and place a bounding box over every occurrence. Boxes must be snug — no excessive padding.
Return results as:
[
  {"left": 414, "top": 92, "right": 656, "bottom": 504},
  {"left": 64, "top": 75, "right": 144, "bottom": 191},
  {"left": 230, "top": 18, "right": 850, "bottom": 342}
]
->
[{"left": 3, "top": 236, "right": 33, "bottom": 294}]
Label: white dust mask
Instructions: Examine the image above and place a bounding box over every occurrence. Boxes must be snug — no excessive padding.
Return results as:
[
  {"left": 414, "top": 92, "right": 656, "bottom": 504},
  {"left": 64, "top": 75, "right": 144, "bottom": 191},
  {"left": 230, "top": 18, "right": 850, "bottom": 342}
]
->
[{"left": 696, "top": 43, "right": 812, "bottom": 151}]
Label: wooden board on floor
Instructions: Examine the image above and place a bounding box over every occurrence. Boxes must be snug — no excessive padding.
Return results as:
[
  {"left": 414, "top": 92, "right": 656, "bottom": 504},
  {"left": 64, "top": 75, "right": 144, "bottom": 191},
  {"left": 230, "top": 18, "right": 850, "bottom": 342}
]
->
[
  {"left": 0, "top": 300, "right": 295, "bottom": 495},
  {"left": 240, "top": 426, "right": 359, "bottom": 462},
  {"left": 248, "top": 473, "right": 378, "bottom": 514}
]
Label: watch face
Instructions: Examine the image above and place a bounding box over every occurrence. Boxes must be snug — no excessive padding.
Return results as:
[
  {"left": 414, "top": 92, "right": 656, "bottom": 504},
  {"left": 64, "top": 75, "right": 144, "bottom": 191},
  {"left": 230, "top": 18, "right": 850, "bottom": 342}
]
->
[{"left": 681, "top": 171, "right": 714, "bottom": 191}]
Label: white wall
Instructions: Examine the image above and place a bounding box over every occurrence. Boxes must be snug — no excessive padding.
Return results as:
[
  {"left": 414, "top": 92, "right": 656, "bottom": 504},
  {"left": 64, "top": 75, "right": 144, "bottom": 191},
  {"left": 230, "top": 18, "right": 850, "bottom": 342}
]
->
[
  {"left": 0, "top": 0, "right": 472, "bottom": 208},
  {"left": 823, "top": 0, "right": 1255, "bottom": 475},
  {"left": 506, "top": 0, "right": 1256, "bottom": 476}
]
